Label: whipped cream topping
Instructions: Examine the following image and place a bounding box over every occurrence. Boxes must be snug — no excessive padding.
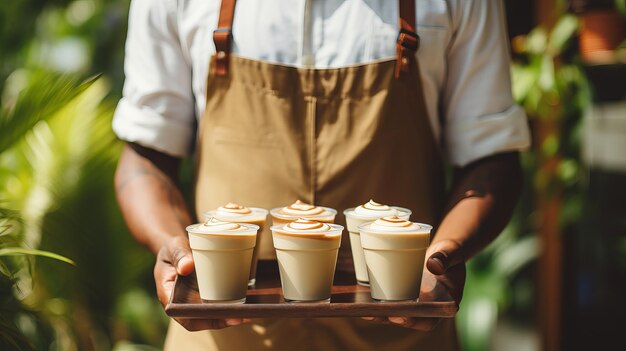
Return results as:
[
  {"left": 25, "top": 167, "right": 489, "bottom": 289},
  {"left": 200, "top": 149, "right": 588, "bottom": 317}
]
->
[
  {"left": 194, "top": 218, "right": 249, "bottom": 233},
  {"left": 281, "top": 200, "right": 325, "bottom": 216},
  {"left": 370, "top": 216, "right": 422, "bottom": 232},
  {"left": 284, "top": 218, "right": 332, "bottom": 233},
  {"left": 353, "top": 200, "right": 397, "bottom": 218},
  {"left": 216, "top": 202, "right": 253, "bottom": 217}
]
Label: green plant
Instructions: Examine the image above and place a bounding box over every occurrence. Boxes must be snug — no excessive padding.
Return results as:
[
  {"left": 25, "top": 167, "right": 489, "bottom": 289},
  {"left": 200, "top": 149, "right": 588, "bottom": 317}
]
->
[
  {"left": 1, "top": 1, "right": 168, "bottom": 350},
  {"left": 0, "top": 210, "right": 75, "bottom": 351},
  {"left": 0, "top": 70, "right": 94, "bottom": 351},
  {"left": 512, "top": 14, "right": 589, "bottom": 224},
  {"left": 457, "top": 13, "right": 590, "bottom": 351},
  {"left": 0, "top": 71, "right": 98, "bottom": 154},
  {"left": 616, "top": 0, "right": 626, "bottom": 16},
  {"left": 1, "top": 71, "right": 167, "bottom": 350},
  {"left": 457, "top": 226, "right": 539, "bottom": 351}
]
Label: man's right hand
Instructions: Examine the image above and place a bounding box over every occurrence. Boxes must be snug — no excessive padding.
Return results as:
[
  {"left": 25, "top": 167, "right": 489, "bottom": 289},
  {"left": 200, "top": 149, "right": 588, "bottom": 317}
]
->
[{"left": 154, "top": 235, "right": 251, "bottom": 331}]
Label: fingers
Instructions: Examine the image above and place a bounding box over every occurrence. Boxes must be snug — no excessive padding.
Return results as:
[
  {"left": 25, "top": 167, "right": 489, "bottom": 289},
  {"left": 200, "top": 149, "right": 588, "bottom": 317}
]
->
[
  {"left": 154, "top": 236, "right": 194, "bottom": 307},
  {"left": 426, "top": 239, "right": 464, "bottom": 275},
  {"left": 388, "top": 317, "right": 441, "bottom": 331},
  {"left": 154, "top": 256, "right": 177, "bottom": 306},
  {"left": 155, "top": 237, "right": 252, "bottom": 332},
  {"left": 176, "top": 318, "right": 252, "bottom": 331},
  {"left": 361, "top": 316, "right": 390, "bottom": 325},
  {"left": 165, "top": 236, "right": 195, "bottom": 276},
  {"left": 362, "top": 316, "right": 441, "bottom": 331}
]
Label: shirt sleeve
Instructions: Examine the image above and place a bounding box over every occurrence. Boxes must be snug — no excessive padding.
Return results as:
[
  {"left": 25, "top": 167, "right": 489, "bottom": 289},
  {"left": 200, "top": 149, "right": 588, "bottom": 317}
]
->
[
  {"left": 112, "top": 0, "right": 195, "bottom": 157},
  {"left": 442, "top": 0, "right": 531, "bottom": 167}
]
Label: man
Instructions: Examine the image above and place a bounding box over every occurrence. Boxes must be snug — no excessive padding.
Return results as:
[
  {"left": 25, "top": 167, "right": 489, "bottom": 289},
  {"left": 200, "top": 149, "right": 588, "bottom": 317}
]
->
[{"left": 113, "top": 0, "right": 530, "bottom": 350}]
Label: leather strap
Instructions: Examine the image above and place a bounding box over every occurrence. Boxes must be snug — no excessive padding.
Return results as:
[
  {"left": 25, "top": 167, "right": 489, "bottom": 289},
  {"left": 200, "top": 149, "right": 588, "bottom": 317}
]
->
[
  {"left": 214, "top": 0, "right": 417, "bottom": 78},
  {"left": 213, "top": 0, "right": 237, "bottom": 76},
  {"left": 396, "top": 0, "right": 420, "bottom": 78}
]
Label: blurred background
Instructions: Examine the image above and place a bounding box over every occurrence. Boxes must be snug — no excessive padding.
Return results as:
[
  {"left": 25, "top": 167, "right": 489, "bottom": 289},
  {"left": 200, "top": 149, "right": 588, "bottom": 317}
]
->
[{"left": 0, "top": 0, "right": 624, "bottom": 350}]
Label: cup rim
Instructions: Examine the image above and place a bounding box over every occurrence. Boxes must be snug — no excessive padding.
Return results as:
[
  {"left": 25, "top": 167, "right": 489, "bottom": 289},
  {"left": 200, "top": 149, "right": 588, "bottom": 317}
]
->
[
  {"left": 343, "top": 206, "right": 412, "bottom": 219},
  {"left": 202, "top": 207, "right": 268, "bottom": 221},
  {"left": 270, "top": 223, "right": 344, "bottom": 236},
  {"left": 186, "top": 222, "right": 260, "bottom": 235},
  {"left": 357, "top": 221, "right": 432, "bottom": 234},
  {"left": 269, "top": 206, "right": 337, "bottom": 220}
]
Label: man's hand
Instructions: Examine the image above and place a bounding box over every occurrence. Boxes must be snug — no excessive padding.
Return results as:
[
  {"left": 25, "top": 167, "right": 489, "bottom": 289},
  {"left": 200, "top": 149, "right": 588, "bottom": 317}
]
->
[
  {"left": 116, "top": 144, "right": 250, "bottom": 331},
  {"left": 362, "top": 152, "right": 522, "bottom": 331},
  {"left": 155, "top": 236, "right": 251, "bottom": 331},
  {"left": 362, "top": 239, "right": 466, "bottom": 331}
]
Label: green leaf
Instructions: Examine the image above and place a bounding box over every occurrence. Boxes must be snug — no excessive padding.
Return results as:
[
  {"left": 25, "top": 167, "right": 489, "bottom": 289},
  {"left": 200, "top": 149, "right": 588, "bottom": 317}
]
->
[
  {"left": 511, "top": 64, "right": 538, "bottom": 102},
  {"left": 542, "top": 134, "right": 559, "bottom": 157},
  {"left": 548, "top": 15, "right": 579, "bottom": 55},
  {"left": 525, "top": 28, "right": 548, "bottom": 55},
  {"left": 539, "top": 53, "right": 556, "bottom": 91},
  {"left": 0, "top": 71, "right": 100, "bottom": 154},
  {"left": 493, "top": 236, "right": 540, "bottom": 278},
  {"left": 0, "top": 248, "right": 75, "bottom": 266},
  {"left": 557, "top": 159, "right": 579, "bottom": 184},
  {"left": 616, "top": 0, "right": 626, "bottom": 18},
  {"left": 0, "top": 317, "right": 34, "bottom": 351}
]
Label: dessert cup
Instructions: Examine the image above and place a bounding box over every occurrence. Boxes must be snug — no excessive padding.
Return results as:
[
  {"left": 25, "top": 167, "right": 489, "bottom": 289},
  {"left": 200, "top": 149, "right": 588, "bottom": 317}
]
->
[
  {"left": 271, "top": 219, "right": 343, "bottom": 302},
  {"left": 187, "top": 219, "right": 259, "bottom": 303},
  {"left": 344, "top": 200, "right": 411, "bottom": 286},
  {"left": 359, "top": 216, "right": 431, "bottom": 301},
  {"left": 204, "top": 203, "right": 268, "bottom": 286}
]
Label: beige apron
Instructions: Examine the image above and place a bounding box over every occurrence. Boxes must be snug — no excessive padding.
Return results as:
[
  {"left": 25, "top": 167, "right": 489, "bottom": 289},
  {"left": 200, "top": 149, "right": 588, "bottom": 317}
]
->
[{"left": 165, "top": 0, "right": 458, "bottom": 349}]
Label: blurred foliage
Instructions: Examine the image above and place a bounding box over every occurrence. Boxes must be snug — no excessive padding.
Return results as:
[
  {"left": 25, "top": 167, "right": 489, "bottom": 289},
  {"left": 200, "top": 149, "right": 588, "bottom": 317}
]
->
[
  {"left": 0, "top": 72, "right": 167, "bottom": 350},
  {"left": 0, "top": 0, "right": 128, "bottom": 96},
  {"left": 511, "top": 13, "right": 589, "bottom": 225},
  {"left": 457, "top": 10, "right": 591, "bottom": 351},
  {"left": 0, "top": 0, "right": 169, "bottom": 350},
  {"left": 0, "top": 71, "right": 89, "bottom": 350},
  {"left": 616, "top": 0, "right": 626, "bottom": 16},
  {"left": 0, "top": 71, "right": 97, "bottom": 154}
]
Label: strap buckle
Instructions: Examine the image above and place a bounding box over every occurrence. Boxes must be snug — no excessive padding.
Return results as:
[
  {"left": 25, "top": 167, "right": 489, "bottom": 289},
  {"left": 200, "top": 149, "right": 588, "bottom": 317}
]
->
[
  {"left": 213, "top": 28, "right": 233, "bottom": 39},
  {"left": 213, "top": 28, "right": 233, "bottom": 53},
  {"left": 396, "top": 28, "right": 420, "bottom": 51}
]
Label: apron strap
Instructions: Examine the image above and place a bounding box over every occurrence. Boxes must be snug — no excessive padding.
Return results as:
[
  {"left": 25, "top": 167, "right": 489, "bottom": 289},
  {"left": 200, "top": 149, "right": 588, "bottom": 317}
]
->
[
  {"left": 213, "top": 0, "right": 237, "bottom": 76},
  {"left": 395, "top": 0, "right": 420, "bottom": 78},
  {"left": 213, "top": 0, "right": 417, "bottom": 78}
]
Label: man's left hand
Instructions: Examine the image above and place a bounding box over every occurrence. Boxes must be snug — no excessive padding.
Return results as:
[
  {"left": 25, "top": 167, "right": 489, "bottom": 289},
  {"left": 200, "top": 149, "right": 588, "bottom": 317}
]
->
[{"left": 362, "top": 239, "right": 466, "bottom": 331}]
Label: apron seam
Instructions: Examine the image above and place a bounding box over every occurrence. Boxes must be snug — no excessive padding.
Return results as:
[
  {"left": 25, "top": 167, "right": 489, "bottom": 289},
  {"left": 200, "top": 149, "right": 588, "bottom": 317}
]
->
[{"left": 306, "top": 95, "right": 317, "bottom": 204}]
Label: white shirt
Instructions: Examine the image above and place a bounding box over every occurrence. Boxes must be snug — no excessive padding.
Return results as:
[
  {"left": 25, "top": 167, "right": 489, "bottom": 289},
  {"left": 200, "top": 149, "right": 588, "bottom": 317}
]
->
[{"left": 113, "top": 0, "right": 530, "bottom": 167}]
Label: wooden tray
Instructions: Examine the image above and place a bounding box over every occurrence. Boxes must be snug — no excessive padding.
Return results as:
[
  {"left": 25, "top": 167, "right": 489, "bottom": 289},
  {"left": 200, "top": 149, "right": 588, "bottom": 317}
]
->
[{"left": 165, "top": 260, "right": 458, "bottom": 319}]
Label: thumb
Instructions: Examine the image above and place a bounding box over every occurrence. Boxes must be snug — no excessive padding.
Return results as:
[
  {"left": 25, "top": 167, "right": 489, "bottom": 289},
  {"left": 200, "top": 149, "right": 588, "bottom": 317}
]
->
[
  {"left": 167, "top": 236, "right": 195, "bottom": 276},
  {"left": 426, "top": 239, "right": 464, "bottom": 275}
]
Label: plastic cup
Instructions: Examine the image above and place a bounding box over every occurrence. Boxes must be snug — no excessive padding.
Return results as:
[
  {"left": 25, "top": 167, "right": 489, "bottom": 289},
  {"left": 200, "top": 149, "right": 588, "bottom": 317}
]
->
[
  {"left": 358, "top": 221, "right": 431, "bottom": 301},
  {"left": 186, "top": 223, "right": 259, "bottom": 303},
  {"left": 343, "top": 206, "right": 411, "bottom": 286},
  {"left": 271, "top": 223, "right": 343, "bottom": 302},
  {"left": 203, "top": 207, "right": 268, "bottom": 286}
]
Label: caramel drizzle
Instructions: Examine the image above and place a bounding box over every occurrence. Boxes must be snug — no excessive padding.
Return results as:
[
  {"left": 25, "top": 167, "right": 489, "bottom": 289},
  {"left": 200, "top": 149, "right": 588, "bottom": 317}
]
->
[
  {"left": 362, "top": 199, "right": 390, "bottom": 211},
  {"left": 201, "top": 217, "right": 244, "bottom": 230},
  {"left": 287, "top": 200, "right": 316, "bottom": 211},
  {"left": 378, "top": 215, "right": 413, "bottom": 227},
  {"left": 277, "top": 218, "right": 338, "bottom": 239},
  {"left": 286, "top": 218, "right": 326, "bottom": 231},
  {"left": 282, "top": 200, "right": 324, "bottom": 215},
  {"left": 220, "top": 202, "right": 252, "bottom": 214}
]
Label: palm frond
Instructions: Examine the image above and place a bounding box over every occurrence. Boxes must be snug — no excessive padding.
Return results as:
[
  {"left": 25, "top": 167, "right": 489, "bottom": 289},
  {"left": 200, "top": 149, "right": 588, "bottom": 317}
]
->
[
  {"left": 0, "top": 71, "right": 99, "bottom": 154},
  {"left": 0, "top": 207, "right": 22, "bottom": 253},
  {"left": 0, "top": 248, "right": 75, "bottom": 266},
  {"left": 0, "top": 318, "right": 34, "bottom": 351}
]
